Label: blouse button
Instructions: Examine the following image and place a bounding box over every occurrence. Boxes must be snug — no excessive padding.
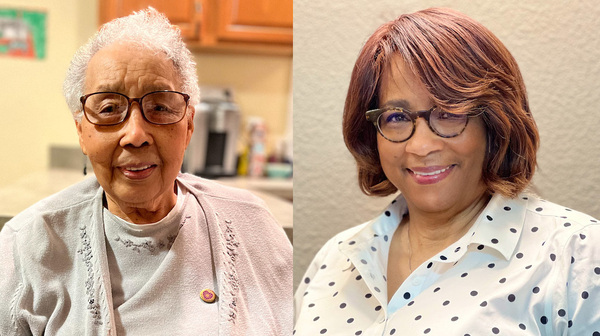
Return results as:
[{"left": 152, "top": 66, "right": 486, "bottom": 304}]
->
[
  {"left": 200, "top": 288, "right": 217, "bottom": 303},
  {"left": 412, "top": 276, "right": 423, "bottom": 286}
]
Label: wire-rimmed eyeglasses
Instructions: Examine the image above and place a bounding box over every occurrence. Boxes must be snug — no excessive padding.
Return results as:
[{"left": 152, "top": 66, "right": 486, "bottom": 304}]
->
[
  {"left": 365, "top": 106, "right": 481, "bottom": 143},
  {"left": 80, "top": 90, "right": 190, "bottom": 126}
]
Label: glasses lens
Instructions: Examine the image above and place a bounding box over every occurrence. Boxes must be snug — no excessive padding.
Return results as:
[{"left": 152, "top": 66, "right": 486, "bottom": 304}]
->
[
  {"left": 430, "top": 107, "right": 468, "bottom": 137},
  {"left": 84, "top": 93, "right": 128, "bottom": 125},
  {"left": 378, "top": 108, "right": 413, "bottom": 142},
  {"left": 142, "top": 92, "right": 187, "bottom": 125}
]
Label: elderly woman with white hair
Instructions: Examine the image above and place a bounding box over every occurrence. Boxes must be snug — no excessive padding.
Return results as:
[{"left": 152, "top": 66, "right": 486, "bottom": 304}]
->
[{"left": 0, "top": 8, "right": 292, "bottom": 336}]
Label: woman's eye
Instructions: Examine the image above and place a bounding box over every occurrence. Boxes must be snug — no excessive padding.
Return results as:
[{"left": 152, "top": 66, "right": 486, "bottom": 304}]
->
[
  {"left": 99, "top": 104, "right": 119, "bottom": 114},
  {"left": 385, "top": 112, "right": 410, "bottom": 123},
  {"left": 146, "top": 103, "right": 172, "bottom": 113},
  {"left": 437, "top": 111, "right": 463, "bottom": 120}
]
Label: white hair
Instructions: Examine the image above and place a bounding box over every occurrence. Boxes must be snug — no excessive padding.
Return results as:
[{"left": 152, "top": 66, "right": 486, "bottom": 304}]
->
[{"left": 63, "top": 7, "right": 200, "bottom": 121}]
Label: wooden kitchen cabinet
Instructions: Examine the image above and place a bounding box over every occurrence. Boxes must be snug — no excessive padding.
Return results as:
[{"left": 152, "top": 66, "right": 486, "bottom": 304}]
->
[
  {"left": 216, "top": 0, "right": 292, "bottom": 44},
  {"left": 99, "top": 0, "right": 292, "bottom": 54},
  {"left": 99, "top": 0, "right": 200, "bottom": 40}
]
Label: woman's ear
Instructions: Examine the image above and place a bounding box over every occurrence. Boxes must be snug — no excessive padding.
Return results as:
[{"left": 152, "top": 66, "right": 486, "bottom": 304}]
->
[
  {"left": 75, "top": 117, "right": 88, "bottom": 155},
  {"left": 185, "top": 105, "right": 195, "bottom": 148}
]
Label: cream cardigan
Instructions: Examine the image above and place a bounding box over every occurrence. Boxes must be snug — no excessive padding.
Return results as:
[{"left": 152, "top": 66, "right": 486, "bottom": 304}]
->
[{"left": 0, "top": 173, "right": 292, "bottom": 335}]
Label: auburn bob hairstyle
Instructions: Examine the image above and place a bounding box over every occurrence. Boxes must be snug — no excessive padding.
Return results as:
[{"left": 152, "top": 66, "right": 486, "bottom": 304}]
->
[{"left": 343, "top": 8, "right": 539, "bottom": 198}]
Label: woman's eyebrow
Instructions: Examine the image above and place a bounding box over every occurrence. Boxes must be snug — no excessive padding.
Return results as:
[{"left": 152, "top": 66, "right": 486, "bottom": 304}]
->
[
  {"left": 92, "top": 83, "right": 121, "bottom": 92},
  {"left": 143, "top": 85, "right": 174, "bottom": 92},
  {"left": 90, "top": 84, "right": 173, "bottom": 94},
  {"left": 381, "top": 99, "right": 411, "bottom": 109}
]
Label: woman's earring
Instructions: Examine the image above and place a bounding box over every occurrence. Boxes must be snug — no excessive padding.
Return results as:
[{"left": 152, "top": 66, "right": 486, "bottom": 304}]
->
[{"left": 83, "top": 155, "right": 87, "bottom": 176}]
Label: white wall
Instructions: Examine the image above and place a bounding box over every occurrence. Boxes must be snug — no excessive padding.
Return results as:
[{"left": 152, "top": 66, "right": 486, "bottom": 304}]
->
[{"left": 293, "top": 0, "right": 600, "bottom": 290}]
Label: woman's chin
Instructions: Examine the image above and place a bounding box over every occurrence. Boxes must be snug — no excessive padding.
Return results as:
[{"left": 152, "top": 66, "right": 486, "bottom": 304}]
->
[
  {"left": 402, "top": 186, "right": 462, "bottom": 213},
  {"left": 107, "top": 185, "right": 164, "bottom": 209},
  {"left": 402, "top": 182, "right": 488, "bottom": 215},
  {"left": 410, "top": 196, "right": 453, "bottom": 214}
]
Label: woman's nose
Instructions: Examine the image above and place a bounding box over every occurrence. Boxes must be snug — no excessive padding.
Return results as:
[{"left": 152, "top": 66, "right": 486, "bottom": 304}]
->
[
  {"left": 119, "top": 104, "right": 153, "bottom": 148},
  {"left": 404, "top": 118, "right": 444, "bottom": 156}
]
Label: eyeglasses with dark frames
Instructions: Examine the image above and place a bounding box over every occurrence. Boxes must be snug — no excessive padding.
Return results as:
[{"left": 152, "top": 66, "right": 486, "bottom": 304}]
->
[
  {"left": 365, "top": 106, "right": 482, "bottom": 143},
  {"left": 80, "top": 90, "right": 191, "bottom": 126}
]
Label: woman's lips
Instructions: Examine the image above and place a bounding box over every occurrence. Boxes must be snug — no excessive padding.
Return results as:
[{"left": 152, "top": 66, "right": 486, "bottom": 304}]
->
[
  {"left": 119, "top": 164, "right": 157, "bottom": 180},
  {"left": 407, "top": 165, "right": 455, "bottom": 185}
]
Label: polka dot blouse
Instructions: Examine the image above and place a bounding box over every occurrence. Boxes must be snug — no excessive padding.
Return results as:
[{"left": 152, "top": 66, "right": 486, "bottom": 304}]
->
[{"left": 294, "top": 193, "right": 600, "bottom": 335}]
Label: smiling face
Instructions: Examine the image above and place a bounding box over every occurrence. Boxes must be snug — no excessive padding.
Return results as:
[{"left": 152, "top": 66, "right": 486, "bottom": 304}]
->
[
  {"left": 377, "top": 55, "right": 488, "bottom": 215},
  {"left": 76, "top": 42, "right": 194, "bottom": 222}
]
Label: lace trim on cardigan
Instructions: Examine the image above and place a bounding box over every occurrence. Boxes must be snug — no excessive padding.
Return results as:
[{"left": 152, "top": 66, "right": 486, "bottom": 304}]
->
[
  {"left": 77, "top": 225, "right": 103, "bottom": 326},
  {"left": 113, "top": 235, "right": 178, "bottom": 254},
  {"left": 217, "top": 211, "right": 240, "bottom": 323}
]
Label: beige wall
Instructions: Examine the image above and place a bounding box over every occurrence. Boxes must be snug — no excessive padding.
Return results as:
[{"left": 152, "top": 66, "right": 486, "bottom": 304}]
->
[
  {"left": 294, "top": 0, "right": 600, "bottom": 290},
  {"left": 0, "top": 0, "right": 291, "bottom": 187},
  {"left": 0, "top": 0, "right": 95, "bottom": 187},
  {"left": 195, "top": 53, "right": 292, "bottom": 153}
]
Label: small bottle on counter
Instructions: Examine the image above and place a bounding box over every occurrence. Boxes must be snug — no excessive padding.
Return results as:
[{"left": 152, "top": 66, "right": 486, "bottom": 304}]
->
[{"left": 247, "top": 118, "right": 267, "bottom": 177}]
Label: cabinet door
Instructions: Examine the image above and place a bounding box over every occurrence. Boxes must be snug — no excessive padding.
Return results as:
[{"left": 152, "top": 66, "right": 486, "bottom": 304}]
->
[
  {"left": 216, "top": 0, "right": 292, "bottom": 44},
  {"left": 100, "top": 0, "right": 200, "bottom": 40}
]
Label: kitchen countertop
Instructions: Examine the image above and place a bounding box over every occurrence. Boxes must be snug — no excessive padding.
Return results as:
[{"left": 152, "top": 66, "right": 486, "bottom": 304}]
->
[
  {"left": 216, "top": 176, "right": 293, "bottom": 201},
  {"left": 0, "top": 169, "right": 292, "bottom": 238}
]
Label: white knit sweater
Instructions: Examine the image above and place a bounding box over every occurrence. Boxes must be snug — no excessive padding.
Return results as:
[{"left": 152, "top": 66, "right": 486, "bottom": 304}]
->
[{"left": 0, "top": 173, "right": 292, "bottom": 335}]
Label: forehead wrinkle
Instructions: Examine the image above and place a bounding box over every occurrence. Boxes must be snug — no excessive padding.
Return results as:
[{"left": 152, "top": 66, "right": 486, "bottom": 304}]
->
[
  {"left": 85, "top": 56, "right": 127, "bottom": 93},
  {"left": 123, "top": 53, "right": 180, "bottom": 94},
  {"left": 89, "top": 49, "right": 180, "bottom": 96},
  {"left": 132, "top": 71, "right": 176, "bottom": 94}
]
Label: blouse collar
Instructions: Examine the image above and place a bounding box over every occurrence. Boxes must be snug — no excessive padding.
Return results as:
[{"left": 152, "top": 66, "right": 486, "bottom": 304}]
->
[{"left": 338, "top": 192, "right": 528, "bottom": 263}]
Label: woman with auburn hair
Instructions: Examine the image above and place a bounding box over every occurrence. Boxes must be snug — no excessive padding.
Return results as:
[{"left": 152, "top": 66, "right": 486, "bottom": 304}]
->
[{"left": 295, "top": 7, "right": 600, "bottom": 335}]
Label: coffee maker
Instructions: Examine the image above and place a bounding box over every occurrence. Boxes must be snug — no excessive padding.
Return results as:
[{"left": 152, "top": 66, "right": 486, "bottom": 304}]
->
[{"left": 183, "top": 87, "right": 240, "bottom": 178}]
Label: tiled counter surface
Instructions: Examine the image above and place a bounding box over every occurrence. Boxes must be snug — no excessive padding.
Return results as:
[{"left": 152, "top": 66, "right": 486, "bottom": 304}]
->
[{"left": 0, "top": 169, "right": 293, "bottom": 241}]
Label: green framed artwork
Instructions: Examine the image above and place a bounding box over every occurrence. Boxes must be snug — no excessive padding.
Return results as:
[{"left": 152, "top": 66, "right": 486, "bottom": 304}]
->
[{"left": 0, "top": 8, "right": 46, "bottom": 59}]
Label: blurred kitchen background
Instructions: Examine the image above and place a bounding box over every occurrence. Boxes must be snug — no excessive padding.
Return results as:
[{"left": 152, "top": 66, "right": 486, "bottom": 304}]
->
[{"left": 0, "top": 0, "right": 292, "bottom": 240}]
